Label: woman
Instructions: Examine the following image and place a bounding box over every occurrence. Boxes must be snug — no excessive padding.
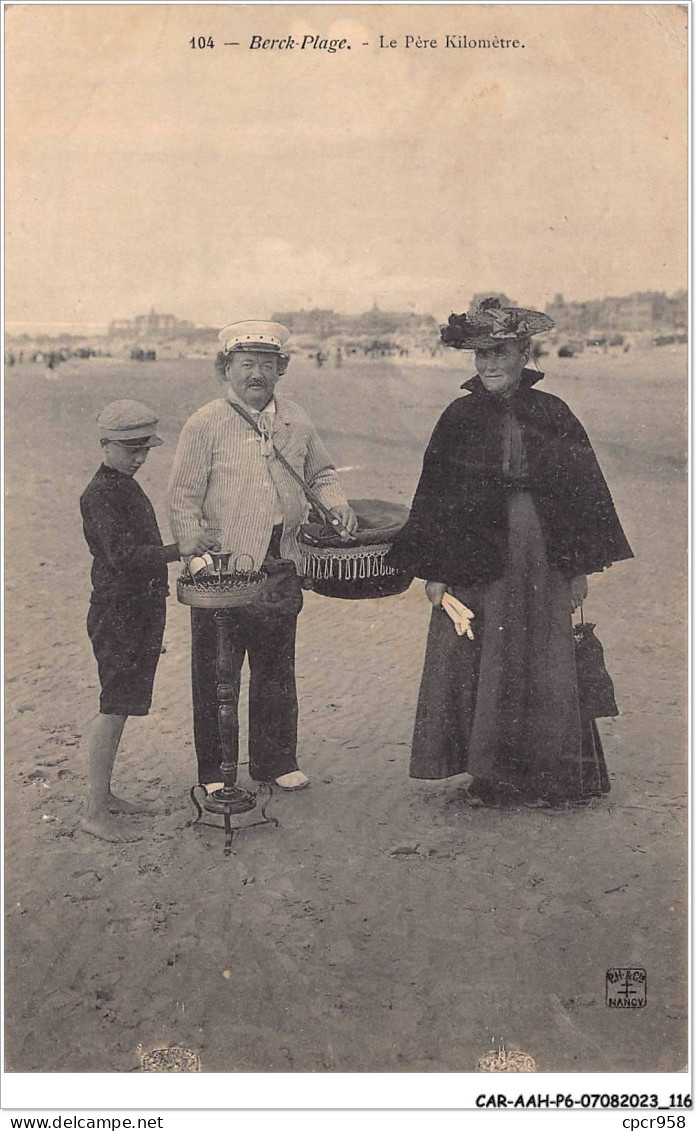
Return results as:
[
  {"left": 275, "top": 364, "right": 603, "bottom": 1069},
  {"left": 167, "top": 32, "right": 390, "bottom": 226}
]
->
[{"left": 390, "top": 298, "right": 633, "bottom": 806}]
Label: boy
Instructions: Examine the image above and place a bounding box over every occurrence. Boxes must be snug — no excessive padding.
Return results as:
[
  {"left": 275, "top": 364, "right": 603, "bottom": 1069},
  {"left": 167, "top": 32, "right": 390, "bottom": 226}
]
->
[{"left": 80, "top": 399, "right": 217, "bottom": 841}]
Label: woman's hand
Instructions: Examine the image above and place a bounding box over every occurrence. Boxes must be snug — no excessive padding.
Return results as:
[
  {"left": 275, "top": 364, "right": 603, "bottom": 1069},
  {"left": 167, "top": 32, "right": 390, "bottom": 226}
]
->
[
  {"left": 425, "top": 581, "right": 447, "bottom": 608},
  {"left": 569, "top": 574, "right": 588, "bottom": 612}
]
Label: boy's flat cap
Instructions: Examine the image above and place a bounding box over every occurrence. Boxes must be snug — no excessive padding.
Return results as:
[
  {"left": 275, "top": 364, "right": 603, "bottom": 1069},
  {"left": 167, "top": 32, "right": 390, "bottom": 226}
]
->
[{"left": 96, "top": 399, "right": 164, "bottom": 446}]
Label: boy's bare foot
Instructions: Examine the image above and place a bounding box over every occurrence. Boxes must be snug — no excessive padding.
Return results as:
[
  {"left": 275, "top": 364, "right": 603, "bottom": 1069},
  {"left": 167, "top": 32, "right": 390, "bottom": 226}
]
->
[
  {"left": 80, "top": 813, "right": 142, "bottom": 842},
  {"left": 107, "top": 792, "right": 158, "bottom": 815}
]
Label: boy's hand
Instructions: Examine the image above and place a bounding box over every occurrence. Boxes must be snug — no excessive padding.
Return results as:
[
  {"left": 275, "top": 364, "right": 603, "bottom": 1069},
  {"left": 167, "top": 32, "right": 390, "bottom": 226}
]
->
[{"left": 179, "top": 533, "right": 221, "bottom": 556}]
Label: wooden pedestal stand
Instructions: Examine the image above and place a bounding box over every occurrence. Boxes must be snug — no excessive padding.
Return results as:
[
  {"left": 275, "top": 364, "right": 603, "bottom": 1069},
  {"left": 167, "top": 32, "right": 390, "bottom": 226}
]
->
[{"left": 181, "top": 582, "right": 279, "bottom": 856}]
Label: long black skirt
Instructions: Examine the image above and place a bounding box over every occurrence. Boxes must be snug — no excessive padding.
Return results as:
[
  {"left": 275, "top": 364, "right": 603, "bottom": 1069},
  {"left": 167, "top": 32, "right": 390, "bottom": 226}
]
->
[{"left": 410, "top": 492, "right": 610, "bottom": 804}]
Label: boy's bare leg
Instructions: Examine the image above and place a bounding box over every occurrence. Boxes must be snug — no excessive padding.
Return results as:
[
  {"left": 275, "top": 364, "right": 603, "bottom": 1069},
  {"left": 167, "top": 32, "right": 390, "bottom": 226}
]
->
[{"left": 81, "top": 713, "right": 144, "bottom": 842}]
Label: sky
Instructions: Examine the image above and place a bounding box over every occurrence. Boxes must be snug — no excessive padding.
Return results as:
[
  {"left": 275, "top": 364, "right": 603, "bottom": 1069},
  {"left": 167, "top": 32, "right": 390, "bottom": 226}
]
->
[{"left": 5, "top": 3, "right": 688, "bottom": 332}]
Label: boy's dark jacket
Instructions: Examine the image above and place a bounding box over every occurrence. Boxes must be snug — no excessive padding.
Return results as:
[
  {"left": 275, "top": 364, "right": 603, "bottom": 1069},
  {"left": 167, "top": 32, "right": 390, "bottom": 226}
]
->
[
  {"left": 388, "top": 369, "right": 633, "bottom": 586},
  {"left": 81, "top": 465, "right": 178, "bottom": 599}
]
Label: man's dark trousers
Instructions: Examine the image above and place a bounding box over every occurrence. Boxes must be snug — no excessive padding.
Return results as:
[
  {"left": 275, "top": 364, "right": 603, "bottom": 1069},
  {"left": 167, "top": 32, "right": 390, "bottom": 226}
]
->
[{"left": 190, "top": 600, "right": 300, "bottom": 785}]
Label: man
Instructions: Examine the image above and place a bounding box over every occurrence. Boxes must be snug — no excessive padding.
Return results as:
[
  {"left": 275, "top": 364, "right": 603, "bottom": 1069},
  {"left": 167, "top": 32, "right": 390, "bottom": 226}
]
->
[{"left": 168, "top": 320, "right": 357, "bottom": 793}]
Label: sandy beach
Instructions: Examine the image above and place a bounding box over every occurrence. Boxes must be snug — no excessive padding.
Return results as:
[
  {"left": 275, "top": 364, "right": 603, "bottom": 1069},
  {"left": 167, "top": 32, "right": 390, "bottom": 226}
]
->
[{"left": 4, "top": 347, "right": 687, "bottom": 1073}]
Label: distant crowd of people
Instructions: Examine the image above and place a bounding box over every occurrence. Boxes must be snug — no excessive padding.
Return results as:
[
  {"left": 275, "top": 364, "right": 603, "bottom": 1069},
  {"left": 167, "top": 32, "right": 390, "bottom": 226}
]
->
[
  {"left": 309, "top": 342, "right": 434, "bottom": 366},
  {"left": 4, "top": 345, "right": 105, "bottom": 369}
]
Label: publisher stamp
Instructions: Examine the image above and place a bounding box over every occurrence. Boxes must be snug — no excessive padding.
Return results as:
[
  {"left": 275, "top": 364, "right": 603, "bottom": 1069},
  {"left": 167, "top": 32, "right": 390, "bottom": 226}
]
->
[{"left": 606, "top": 968, "right": 647, "bottom": 1009}]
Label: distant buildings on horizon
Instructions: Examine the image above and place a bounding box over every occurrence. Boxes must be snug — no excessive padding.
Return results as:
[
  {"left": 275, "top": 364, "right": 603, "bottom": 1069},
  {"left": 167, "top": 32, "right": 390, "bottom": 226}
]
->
[
  {"left": 9, "top": 289, "right": 688, "bottom": 345},
  {"left": 273, "top": 291, "right": 687, "bottom": 341},
  {"left": 545, "top": 290, "right": 687, "bottom": 336},
  {"left": 108, "top": 307, "right": 195, "bottom": 338},
  {"left": 270, "top": 301, "right": 438, "bottom": 341}
]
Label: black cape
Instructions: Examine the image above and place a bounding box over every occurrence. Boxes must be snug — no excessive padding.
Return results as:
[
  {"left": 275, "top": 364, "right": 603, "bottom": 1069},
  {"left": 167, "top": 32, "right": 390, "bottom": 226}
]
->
[{"left": 389, "top": 370, "right": 633, "bottom": 586}]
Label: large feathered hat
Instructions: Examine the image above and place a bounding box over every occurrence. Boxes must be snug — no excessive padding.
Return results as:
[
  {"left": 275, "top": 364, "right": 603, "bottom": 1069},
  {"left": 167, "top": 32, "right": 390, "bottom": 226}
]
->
[{"left": 440, "top": 297, "right": 554, "bottom": 350}]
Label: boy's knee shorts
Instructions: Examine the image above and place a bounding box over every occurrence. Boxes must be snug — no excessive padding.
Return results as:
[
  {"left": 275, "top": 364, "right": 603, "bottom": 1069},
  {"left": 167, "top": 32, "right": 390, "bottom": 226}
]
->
[{"left": 87, "top": 595, "right": 167, "bottom": 716}]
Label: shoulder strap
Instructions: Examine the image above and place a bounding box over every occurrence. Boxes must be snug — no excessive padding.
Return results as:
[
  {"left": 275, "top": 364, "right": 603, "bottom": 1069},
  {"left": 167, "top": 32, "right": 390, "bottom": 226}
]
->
[{"left": 227, "top": 399, "right": 347, "bottom": 535}]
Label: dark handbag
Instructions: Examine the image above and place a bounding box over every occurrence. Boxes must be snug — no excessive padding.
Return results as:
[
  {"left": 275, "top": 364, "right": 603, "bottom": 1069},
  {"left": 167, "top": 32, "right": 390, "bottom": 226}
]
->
[
  {"left": 573, "top": 607, "right": 619, "bottom": 719},
  {"left": 251, "top": 558, "right": 303, "bottom": 617}
]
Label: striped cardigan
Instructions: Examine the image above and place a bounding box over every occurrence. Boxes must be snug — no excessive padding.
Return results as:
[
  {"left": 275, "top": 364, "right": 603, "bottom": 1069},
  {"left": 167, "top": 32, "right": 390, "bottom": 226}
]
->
[{"left": 167, "top": 393, "right": 348, "bottom": 574}]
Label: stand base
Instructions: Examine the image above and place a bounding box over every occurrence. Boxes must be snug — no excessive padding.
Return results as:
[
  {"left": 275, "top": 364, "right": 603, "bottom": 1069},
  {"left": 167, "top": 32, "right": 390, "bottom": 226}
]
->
[
  {"left": 187, "top": 782, "right": 279, "bottom": 856},
  {"left": 203, "top": 786, "right": 257, "bottom": 815}
]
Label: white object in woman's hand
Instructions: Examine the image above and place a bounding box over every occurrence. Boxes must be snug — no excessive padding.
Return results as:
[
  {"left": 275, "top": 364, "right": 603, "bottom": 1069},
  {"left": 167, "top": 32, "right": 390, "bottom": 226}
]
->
[
  {"left": 425, "top": 581, "right": 447, "bottom": 607},
  {"left": 441, "top": 592, "right": 475, "bottom": 639}
]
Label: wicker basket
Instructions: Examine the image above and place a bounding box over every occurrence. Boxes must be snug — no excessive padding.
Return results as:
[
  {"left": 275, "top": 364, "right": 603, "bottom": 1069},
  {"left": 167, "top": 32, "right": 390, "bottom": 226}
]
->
[
  {"left": 177, "top": 569, "right": 266, "bottom": 609},
  {"left": 299, "top": 498, "right": 413, "bottom": 600},
  {"left": 301, "top": 540, "right": 412, "bottom": 599}
]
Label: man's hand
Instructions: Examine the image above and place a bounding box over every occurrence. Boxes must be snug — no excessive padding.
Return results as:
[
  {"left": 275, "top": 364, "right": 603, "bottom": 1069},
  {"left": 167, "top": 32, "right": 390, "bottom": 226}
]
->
[
  {"left": 179, "top": 532, "right": 221, "bottom": 557},
  {"left": 330, "top": 503, "right": 359, "bottom": 541},
  {"left": 570, "top": 574, "right": 588, "bottom": 612},
  {"left": 425, "top": 581, "right": 447, "bottom": 608}
]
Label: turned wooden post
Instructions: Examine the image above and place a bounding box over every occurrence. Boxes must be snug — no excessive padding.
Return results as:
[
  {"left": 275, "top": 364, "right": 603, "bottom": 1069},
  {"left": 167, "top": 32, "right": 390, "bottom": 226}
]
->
[{"left": 213, "top": 609, "right": 238, "bottom": 793}]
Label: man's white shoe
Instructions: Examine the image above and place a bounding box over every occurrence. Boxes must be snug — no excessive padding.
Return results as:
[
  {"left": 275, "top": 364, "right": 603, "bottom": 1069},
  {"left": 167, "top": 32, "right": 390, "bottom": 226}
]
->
[{"left": 275, "top": 771, "right": 309, "bottom": 791}]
